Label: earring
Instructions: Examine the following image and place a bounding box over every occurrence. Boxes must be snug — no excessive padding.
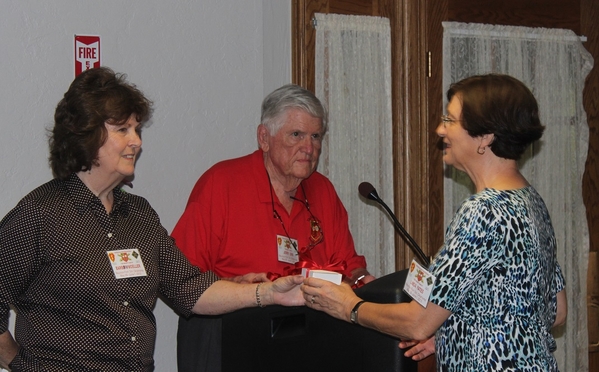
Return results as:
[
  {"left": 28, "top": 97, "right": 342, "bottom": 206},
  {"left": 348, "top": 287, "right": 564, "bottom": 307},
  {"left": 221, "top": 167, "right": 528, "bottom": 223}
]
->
[{"left": 477, "top": 146, "right": 486, "bottom": 155}]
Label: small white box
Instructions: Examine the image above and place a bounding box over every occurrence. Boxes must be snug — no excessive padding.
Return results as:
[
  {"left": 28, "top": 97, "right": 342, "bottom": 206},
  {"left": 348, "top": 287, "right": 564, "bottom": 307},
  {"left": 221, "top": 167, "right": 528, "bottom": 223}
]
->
[{"left": 301, "top": 268, "right": 342, "bottom": 285}]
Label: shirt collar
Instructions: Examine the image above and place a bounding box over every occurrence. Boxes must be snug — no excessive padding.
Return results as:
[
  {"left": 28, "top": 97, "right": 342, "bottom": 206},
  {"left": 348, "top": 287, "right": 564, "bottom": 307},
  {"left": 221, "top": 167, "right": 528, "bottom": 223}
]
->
[
  {"left": 252, "top": 150, "right": 274, "bottom": 204},
  {"left": 65, "top": 173, "right": 129, "bottom": 216}
]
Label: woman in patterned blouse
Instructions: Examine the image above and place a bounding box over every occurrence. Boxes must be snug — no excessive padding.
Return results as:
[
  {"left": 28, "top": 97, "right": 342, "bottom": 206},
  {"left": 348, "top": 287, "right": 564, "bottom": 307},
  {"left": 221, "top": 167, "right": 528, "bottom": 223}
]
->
[
  {"left": 0, "top": 67, "right": 304, "bottom": 371},
  {"left": 301, "top": 74, "right": 567, "bottom": 371}
]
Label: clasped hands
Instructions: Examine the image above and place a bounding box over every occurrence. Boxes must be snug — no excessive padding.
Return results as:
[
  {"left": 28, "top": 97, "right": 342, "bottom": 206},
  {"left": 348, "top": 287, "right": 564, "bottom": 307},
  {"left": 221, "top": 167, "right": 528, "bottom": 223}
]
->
[
  {"left": 301, "top": 276, "right": 435, "bottom": 361},
  {"left": 225, "top": 272, "right": 434, "bottom": 361}
]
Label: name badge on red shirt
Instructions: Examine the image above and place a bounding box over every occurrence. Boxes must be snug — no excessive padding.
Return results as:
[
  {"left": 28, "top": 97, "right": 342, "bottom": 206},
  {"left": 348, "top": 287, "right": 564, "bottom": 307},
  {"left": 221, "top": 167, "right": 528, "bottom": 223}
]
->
[{"left": 277, "top": 234, "right": 299, "bottom": 264}]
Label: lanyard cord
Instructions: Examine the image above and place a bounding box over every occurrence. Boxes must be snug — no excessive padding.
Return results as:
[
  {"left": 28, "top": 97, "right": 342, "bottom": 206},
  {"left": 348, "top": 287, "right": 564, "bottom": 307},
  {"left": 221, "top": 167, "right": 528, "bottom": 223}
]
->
[{"left": 266, "top": 169, "right": 323, "bottom": 254}]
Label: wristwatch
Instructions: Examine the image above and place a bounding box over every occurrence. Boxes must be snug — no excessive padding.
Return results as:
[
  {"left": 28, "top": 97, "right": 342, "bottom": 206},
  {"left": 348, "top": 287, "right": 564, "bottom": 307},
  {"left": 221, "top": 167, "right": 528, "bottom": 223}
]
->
[{"left": 350, "top": 300, "right": 366, "bottom": 324}]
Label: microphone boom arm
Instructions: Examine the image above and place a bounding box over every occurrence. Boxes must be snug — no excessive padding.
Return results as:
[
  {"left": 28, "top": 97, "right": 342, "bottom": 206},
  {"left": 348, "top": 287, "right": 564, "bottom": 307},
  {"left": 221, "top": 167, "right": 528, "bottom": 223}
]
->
[
  {"left": 359, "top": 181, "right": 430, "bottom": 267},
  {"left": 375, "top": 198, "right": 430, "bottom": 266}
]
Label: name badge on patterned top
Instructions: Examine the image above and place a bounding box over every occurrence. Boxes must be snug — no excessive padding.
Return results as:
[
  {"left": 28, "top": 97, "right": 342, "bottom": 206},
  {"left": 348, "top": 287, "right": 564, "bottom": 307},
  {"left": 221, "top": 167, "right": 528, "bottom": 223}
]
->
[
  {"left": 403, "top": 259, "right": 436, "bottom": 308},
  {"left": 107, "top": 248, "right": 148, "bottom": 279}
]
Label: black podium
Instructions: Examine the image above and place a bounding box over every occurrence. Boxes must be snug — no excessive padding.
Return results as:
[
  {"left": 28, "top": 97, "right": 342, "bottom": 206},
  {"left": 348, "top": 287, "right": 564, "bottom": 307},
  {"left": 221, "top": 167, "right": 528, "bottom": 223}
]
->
[{"left": 220, "top": 269, "right": 417, "bottom": 372}]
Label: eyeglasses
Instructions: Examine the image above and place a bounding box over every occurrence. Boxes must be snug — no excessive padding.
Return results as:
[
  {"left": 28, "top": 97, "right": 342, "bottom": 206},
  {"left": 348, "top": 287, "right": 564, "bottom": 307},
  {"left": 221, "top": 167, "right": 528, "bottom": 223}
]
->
[
  {"left": 267, "top": 173, "right": 324, "bottom": 255},
  {"left": 440, "top": 115, "right": 461, "bottom": 127}
]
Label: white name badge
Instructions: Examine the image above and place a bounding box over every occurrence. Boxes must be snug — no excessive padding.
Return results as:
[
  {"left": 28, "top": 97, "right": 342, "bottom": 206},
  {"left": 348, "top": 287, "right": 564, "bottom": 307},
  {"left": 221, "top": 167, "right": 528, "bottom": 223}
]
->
[
  {"left": 277, "top": 234, "right": 299, "bottom": 264},
  {"left": 107, "top": 248, "right": 148, "bottom": 279},
  {"left": 403, "top": 259, "right": 436, "bottom": 308}
]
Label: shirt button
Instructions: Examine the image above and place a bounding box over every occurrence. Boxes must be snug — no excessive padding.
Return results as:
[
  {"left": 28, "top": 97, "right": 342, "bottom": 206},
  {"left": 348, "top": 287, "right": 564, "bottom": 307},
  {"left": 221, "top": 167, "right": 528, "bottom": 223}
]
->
[
  {"left": 131, "top": 336, "right": 136, "bottom": 342},
  {"left": 107, "top": 233, "right": 113, "bottom": 238},
  {"left": 123, "top": 301, "right": 129, "bottom": 306}
]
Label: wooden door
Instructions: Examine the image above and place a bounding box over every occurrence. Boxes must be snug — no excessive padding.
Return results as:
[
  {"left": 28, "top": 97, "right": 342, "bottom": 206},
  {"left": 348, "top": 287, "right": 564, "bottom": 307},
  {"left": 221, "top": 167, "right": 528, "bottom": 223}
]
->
[{"left": 293, "top": 1, "right": 440, "bottom": 371}]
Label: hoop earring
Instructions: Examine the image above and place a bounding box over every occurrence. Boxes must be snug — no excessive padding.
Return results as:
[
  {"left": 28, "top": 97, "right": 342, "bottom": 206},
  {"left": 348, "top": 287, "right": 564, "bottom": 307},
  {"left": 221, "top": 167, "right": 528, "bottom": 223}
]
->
[{"left": 477, "top": 146, "right": 486, "bottom": 155}]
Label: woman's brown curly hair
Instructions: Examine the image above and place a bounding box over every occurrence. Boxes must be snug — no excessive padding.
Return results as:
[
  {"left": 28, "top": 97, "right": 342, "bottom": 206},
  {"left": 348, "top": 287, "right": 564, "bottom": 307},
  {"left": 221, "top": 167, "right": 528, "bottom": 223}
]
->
[{"left": 49, "top": 66, "right": 153, "bottom": 179}]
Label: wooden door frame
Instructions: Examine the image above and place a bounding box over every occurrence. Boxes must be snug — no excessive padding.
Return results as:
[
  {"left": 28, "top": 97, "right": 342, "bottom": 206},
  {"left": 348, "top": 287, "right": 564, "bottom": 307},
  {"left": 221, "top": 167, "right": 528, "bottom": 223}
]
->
[{"left": 581, "top": 0, "right": 599, "bottom": 368}]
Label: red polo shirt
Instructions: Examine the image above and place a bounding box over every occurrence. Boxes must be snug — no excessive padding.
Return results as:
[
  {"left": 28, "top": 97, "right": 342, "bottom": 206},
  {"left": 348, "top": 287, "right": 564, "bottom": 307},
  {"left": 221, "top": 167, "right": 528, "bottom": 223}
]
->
[{"left": 172, "top": 150, "right": 367, "bottom": 278}]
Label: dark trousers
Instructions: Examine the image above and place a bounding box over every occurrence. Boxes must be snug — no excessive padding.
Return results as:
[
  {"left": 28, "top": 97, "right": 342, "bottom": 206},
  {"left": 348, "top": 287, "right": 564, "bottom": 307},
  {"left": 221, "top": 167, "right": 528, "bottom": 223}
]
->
[{"left": 177, "top": 315, "right": 222, "bottom": 372}]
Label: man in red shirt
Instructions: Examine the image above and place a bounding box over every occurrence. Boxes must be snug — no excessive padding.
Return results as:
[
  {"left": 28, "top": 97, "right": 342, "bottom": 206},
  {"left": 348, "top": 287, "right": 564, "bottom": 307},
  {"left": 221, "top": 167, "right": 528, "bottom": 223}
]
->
[{"left": 172, "top": 84, "right": 374, "bottom": 372}]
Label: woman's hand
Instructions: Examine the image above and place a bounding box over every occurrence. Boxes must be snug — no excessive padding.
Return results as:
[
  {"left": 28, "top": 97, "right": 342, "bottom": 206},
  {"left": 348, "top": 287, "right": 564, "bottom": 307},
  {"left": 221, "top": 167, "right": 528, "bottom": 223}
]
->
[
  {"left": 193, "top": 275, "right": 304, "bottom": 314},
  {"left": 399, "top": 336, "right": 435, "bottom": 361},
  {"left": 0, "top": 331, "right": 20, "bottom": 370},
  {"left": 301, "top": 277, "right": 360, "bottom": 321},
  {"left": 266, "top": 275, "right": 305, "bottom": 306}
]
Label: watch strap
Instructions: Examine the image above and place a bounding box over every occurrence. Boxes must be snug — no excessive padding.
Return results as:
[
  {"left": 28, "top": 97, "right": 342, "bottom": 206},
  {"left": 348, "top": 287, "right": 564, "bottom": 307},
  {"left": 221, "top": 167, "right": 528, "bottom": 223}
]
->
[{"left": 350, "top": 300, "right": 366, "bottom": 324}]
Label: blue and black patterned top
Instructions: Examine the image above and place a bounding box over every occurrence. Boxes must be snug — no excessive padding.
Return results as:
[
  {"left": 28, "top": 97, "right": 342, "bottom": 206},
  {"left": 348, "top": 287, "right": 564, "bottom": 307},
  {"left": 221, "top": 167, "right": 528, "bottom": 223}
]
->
[{"left": 430, "top": 186, "right": 564, "bottom": 371}]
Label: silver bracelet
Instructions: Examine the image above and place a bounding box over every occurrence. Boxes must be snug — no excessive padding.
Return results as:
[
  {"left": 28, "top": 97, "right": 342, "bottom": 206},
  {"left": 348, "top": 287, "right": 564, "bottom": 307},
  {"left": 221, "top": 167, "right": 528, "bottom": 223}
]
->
[{"left": 255, "top": 282, "right": 265, "bottom": 307}]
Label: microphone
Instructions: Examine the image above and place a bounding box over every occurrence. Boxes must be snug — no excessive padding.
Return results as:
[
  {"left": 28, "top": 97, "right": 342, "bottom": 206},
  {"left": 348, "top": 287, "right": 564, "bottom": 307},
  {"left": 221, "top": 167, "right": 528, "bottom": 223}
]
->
[{"left": 359, "top": 182, "right": 430, "bottom": 266}]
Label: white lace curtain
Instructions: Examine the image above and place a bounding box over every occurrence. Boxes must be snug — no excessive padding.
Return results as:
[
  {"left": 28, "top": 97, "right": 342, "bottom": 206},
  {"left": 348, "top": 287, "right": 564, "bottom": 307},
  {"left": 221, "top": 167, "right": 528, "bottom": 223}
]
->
[
  {"left": 314, "top": 13, "right": 394, "bottom": 277},
  {"left": 443, "top": 21, "right": 593, "bottom": 371}
]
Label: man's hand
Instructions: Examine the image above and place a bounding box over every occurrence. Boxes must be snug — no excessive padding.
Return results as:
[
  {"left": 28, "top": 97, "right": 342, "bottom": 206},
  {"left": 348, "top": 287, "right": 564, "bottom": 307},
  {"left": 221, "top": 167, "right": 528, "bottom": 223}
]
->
[{"left": 223, "top": 272, "right": 270, "bottom": 284}]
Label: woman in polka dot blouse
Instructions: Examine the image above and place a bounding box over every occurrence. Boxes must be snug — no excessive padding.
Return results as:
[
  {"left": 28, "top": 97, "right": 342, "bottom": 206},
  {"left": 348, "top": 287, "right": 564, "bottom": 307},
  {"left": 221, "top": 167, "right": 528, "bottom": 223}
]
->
[{"left": 0, "top": 67, "right": 304, "bottom": 371}]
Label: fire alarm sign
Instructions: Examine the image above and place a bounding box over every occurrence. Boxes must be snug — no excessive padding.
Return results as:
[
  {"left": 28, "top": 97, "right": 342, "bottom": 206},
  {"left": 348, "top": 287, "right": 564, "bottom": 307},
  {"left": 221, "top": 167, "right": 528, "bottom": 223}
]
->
[{"left": 74, "top": 35, "right": 101, "bottom": 76}]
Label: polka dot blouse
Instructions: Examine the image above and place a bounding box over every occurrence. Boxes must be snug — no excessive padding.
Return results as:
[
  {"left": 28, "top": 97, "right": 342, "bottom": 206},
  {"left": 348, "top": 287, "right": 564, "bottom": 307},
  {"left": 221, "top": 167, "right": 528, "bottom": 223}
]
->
[{"left": 0, "top": 174, "right": 218, "bottom": 371}]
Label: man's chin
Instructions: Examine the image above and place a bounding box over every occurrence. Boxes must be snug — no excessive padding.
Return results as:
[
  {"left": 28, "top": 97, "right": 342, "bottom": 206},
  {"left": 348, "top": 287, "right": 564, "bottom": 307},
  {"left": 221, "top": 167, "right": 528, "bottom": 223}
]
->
[{"left": 293, "top": 167, "right": 316, "bottom": 179}]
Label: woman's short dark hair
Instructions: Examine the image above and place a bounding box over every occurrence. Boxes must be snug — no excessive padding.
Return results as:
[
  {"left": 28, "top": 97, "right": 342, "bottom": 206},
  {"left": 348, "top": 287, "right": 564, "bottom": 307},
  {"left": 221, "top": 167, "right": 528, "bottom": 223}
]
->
[
  {"left": 49, "top": 66, "right": 153, "bottom": 179},
  {"left": 447, "top": 74, "right": 544, "bottom": 160}
]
